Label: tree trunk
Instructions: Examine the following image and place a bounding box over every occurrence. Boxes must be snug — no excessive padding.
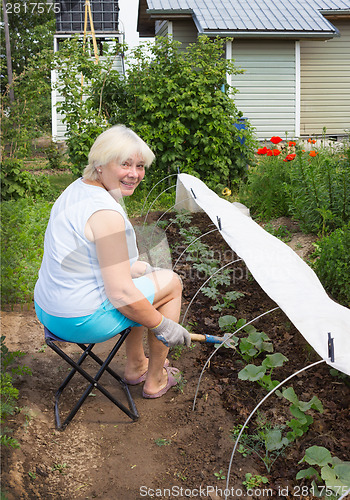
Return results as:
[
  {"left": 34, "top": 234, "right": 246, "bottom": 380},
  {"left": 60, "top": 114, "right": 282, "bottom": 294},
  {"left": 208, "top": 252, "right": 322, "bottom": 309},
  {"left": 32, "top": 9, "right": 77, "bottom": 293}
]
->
[{"left": 2, "top": 0, "right": 15, "bottom": 102}]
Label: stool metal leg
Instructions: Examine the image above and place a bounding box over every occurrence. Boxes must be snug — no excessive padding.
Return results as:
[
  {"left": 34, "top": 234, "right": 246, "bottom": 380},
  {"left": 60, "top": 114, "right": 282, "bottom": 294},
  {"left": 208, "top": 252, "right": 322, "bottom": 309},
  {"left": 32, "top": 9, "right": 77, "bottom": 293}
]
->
[{"left": 46, "top": 328, "right": 139, "bottom": 430}]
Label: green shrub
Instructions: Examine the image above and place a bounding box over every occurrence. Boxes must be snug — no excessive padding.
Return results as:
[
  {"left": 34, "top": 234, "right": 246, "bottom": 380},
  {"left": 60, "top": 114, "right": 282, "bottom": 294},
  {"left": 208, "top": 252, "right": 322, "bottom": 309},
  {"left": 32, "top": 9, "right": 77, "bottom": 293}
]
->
[
  {"left": 287, "top": 146, "right": 350, "bottom": 234},
  {"left": 312, "top": 225, "right": 350, "bottom": 307},
  {"left": 1, "top": 336, "right": 32, "bottom": 449},
  {"left": 1, "top": 198, "right": 52, "bottom": 304},
  {"left": 97, "top": 36, "right": 256, "bottom": 188},
  {"left": 45, "top": 141, "right": 63, "bottom": 170},
  {"left": 0, "top": 159, "right": 53, "bottom": 201},
  {"left": 239, "top": 138, "right": 350, "bottom": 232},
  {"left": 239, "top": 152, "right": 291, "bottom": 219}
]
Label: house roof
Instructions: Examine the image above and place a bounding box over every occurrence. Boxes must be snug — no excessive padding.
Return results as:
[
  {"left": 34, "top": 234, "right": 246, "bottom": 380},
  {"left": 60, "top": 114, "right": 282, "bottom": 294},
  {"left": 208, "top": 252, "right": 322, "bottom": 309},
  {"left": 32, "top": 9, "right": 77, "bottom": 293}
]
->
[{"left": 138, "top": 0, "right": 350, "bottom": 38}]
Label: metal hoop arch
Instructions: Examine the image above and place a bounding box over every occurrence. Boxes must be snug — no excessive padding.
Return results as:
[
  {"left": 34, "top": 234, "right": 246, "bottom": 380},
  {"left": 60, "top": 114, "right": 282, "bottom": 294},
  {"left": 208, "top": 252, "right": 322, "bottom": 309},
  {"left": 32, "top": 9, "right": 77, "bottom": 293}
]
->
[
  {"left": 192, "top": 306, "right": 280, "bottom": 411},
  {"left": 140, "top": 173, "right": 178, "bottom": 217},
  {"left": 181, "top": 259, "right": 242, "bottom": 325},
  {"left": 143, "top": 184, "right": 177, "bottom": 227},
  {"left": 172, "top": 226, "right": 218, "bottom": 270},
  {"left": 224, "top": 359, "right": 326, "bottom": 499}
]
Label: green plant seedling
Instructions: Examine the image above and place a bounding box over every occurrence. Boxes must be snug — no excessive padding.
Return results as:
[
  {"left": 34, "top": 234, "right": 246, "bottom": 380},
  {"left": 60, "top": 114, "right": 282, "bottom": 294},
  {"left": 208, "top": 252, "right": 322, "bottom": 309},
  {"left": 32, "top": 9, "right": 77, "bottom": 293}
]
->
[
  {"left": 238, "top": 353, "right": 288, "bottom": 391},
  {"left": 170, "top": 344, "right": 187, "bottom": 360},
  {"left": 169, "top": 211, "right": 192, "bottom": 227},
  {"left": 173, "top": 372, "right": 187, "bottom": 393},
  {"left": 218, "top": 315, "right": 239, "bottom": 333},
  {"left": 231, "top": 415, "right": 289, "bottom": 473},
  {"left": 282, "top": 387, "right": 323, "bottom": 442},
  {"left": 243, "top": 473, "right": 269, "bottom": 490},
  {"left": 297, "top": 445, "right": 350, "bottom": 499},
  {"left": 230, "top": 425, "right": 252, "bottom": 457},
  {"left": 201, "top": 286, "right": 220, "bottom": 301},
  {"left": 28, "top": 471, "right": 37, "bottom": 480},
  {"left": 214, "top": 469, "right": 226, "bottom": 480},
  {"left": 239, "top": 330, "right": 274, "bottom": 361},
  {"left": 1, "top": 336, "right": 32, "bottom": 449},
  {"left": 175, "top": 470, "right": 187, "bottom": 482},
  {"left": 329, "top": 369, "right": 350, "bottom": 385},
  {"left": 212, "top": 290, "right": 245, "bottom": 312},
  {"left": 264, "top": 223, "right": 292, "bottom": 243},
  {"left": 51, "top": 463, "right": 68, "bottom": 474},
  {"left": 154, "top": 438, "right": 172, "bottom": 446}
]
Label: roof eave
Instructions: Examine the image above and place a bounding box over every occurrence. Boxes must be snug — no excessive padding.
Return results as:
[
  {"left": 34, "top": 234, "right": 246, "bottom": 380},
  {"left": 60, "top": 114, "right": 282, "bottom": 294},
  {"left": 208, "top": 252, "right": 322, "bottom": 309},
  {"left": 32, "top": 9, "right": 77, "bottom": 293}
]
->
[
  {"left": 199, "top": 30, "right": 339, "bottom": 40},
  {"left": 320, "top": 9, "right": 350, "bottom": 15},
  {"left": 147, "top": 8, "right": 194, "bottom": 16}
]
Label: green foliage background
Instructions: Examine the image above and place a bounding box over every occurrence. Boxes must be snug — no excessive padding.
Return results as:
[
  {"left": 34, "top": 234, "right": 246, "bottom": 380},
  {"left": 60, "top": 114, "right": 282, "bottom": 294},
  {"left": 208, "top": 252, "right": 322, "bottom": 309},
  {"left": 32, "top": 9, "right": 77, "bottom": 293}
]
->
[
  {"left": 313, "top": 225, "right": 350, "bottom": 307},
  {"left": 239, "top": 141, "right": 350, "bottom": 233},
  {"left": 52, "top": 36, "right": 255, "bottom": 186},
  {"left": 1, "top": 0, "right": 55, "bottom": 157},
  {"left": 99, "top": 36, "right": 254, "bottom": 187}
]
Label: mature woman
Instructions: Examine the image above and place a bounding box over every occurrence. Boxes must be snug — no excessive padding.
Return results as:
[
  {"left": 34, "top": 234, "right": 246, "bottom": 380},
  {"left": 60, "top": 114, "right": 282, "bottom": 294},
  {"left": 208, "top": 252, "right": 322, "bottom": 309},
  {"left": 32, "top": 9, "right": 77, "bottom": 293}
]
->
[{"left": 34, "top": 125, "right": 190, "bottom": 398}]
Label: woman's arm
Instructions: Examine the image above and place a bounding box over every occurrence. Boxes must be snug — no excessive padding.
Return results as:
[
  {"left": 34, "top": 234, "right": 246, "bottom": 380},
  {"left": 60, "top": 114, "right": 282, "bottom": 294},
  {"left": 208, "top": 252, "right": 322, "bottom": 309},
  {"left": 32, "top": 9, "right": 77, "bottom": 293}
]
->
[{"left": 86, "top": 210, "right": 162, "bottom": 329}]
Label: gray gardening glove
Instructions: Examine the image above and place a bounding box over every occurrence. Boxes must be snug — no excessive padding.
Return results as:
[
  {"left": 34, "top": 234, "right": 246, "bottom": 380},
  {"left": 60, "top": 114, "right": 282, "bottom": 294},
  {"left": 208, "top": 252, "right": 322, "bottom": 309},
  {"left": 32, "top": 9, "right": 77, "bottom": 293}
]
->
[{"left": 151, "top": 316, "right": 191, "bottom": 348}]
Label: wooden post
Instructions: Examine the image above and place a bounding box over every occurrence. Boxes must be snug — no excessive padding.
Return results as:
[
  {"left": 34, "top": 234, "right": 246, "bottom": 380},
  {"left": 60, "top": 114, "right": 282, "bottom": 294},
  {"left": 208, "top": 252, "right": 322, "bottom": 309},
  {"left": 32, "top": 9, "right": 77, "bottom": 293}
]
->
[{"left": 2, "top": 0, "right": 15, "bottom": 102}]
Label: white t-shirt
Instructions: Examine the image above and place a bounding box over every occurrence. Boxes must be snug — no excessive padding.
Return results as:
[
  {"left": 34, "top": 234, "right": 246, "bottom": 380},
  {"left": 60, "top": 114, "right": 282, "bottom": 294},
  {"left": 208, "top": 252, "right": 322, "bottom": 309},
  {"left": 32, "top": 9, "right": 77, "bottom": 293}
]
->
[{"left": 34, "top": 178, "right": 139, "bottom": 317}]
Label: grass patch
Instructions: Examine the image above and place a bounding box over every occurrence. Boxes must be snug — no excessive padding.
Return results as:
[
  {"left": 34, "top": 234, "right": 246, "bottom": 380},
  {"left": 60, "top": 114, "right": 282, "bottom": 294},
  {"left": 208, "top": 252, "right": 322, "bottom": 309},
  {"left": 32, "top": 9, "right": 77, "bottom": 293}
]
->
[{"left": 48, "top": 172, "right": 76, "bottom": 196}]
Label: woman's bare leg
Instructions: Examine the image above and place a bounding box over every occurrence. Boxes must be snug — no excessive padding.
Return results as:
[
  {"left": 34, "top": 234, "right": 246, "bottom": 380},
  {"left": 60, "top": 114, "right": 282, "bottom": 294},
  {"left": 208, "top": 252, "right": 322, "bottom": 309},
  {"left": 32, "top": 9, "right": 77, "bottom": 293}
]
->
[
  {"left": 123, "top": 269, "right": 183, "bottom": 392},
  {"left": 143, "top": 270, "right": 183, "bottom": 395},
  {"left": 123, "top": 325, "right": 148, "bottom": 382}
]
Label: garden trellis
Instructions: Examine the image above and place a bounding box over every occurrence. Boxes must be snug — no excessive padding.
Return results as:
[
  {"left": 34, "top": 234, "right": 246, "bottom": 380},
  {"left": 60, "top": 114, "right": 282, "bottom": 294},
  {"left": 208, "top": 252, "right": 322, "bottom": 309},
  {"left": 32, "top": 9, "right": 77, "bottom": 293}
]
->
[{"left": 175, "top": 173, "right": 350, "bottom": 376}]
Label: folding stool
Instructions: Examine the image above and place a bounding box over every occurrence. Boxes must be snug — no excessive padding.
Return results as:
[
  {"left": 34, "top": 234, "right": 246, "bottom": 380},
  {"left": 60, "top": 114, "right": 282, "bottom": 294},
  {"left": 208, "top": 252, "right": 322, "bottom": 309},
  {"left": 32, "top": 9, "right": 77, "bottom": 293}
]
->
[{"left": 44, "top": 326, "right": 139, "bottom": 430}]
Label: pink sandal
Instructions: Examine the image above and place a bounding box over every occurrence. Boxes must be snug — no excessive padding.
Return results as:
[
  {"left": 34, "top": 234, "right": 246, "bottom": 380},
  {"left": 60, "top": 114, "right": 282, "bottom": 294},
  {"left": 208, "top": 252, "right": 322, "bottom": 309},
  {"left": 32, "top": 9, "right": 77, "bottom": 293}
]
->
[
  {"left": 124, "top": 358, "right": 170, "bottom": 385},
  {"left": 142, "top": 367, "right": 180, "bottom": 399}
]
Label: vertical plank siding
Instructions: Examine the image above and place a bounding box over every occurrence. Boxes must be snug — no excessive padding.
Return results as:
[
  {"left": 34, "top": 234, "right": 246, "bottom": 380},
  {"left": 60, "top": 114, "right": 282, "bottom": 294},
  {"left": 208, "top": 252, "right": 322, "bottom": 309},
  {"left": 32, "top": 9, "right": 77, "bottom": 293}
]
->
[
  {"left": 300, "top": 19, "right": 350, "bottom": 137},
  {"left": 172, "top": 19, "right": 198, "bottom": 48},
  {"left": 230, "top": 40, "right": 296, "bottom": 140}
]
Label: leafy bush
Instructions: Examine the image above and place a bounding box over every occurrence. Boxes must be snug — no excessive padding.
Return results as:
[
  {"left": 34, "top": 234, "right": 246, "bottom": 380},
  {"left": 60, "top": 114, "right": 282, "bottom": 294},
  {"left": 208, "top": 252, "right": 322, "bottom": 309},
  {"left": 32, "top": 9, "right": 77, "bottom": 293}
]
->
[
  {"left": 99, "top": 36, "right": 256, "bottom": 189},
  {"left": 287, "top": 145, "right": 350, "bottom": 234},
  {"left": 239, "top": 137, "right": 350, "bottom": 233},
  {"left": 239, "top": 151, "right": 291, "bottom": 219},
  {"left": 312, "top": 225, "right": 350, "bottom": 307},
  {"left": 0, "top": 159, "right": 53, "bottom": 201},
  {"left": 45, "top": 141, "right": 63, "bottom": 170},
  {"left": 1, "top": 198, "right": 52, "bottom": 304},
  {"left": 1, "top": 336, "right": 32, "bottom": 449},
  {"left": 51, "top": 37, "right": 120, "bottom": 176}
]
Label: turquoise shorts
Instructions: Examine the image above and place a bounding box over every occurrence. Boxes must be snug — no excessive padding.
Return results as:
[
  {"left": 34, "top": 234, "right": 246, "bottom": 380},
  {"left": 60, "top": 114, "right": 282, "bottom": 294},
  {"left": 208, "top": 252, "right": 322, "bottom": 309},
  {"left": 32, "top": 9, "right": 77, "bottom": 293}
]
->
[{"left": 34, "top": 276, "right": 155, "bottom": 344}]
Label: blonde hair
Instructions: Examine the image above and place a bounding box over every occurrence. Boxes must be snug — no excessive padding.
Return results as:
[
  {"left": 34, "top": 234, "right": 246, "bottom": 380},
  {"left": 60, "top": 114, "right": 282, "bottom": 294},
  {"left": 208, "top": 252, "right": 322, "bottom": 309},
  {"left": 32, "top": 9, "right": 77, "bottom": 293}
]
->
[{"left": 83, "top": 125, "right": 155, "bottom": 181}]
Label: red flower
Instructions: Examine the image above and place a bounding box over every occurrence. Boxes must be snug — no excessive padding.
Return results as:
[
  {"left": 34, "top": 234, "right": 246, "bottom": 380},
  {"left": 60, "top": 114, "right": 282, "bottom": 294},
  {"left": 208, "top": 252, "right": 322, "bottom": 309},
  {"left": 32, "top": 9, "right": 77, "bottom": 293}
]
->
[
  {"left": 284, "top": 154, "right": 296, "bottom": 162},
  {"left": 309, "top": 150, "right": 318, "bottom": 157},
  {"left": 289, "top": 141, "right": 296, "bottom": 147},
  {"left": 272, "top": 149, "right": 281, "bottom": 156},
  {"left": 270, "top": 136, "right": 282, "bottom": 144},
  {"left": 266, "top": 149, "right": 273, "bottom": 156},
  {"left": 308, "top": 138, "right": 316, "bottom": 144},
  {"left": 257, "top": 147, "right": 268, "bottom": 155}
]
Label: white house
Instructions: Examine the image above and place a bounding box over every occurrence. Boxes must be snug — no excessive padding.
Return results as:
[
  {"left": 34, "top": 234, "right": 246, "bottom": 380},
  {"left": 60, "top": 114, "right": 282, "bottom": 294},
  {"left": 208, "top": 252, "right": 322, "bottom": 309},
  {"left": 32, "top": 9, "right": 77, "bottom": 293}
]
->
[{"left": 52, "top": 0, "right": 124, "bottom": 141}]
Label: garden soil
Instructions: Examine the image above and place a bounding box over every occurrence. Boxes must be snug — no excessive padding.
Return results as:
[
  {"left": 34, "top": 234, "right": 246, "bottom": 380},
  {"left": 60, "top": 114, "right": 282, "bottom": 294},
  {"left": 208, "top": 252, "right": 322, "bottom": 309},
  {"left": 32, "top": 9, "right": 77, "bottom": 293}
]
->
[{"left": 1, "top": 212, "right": 349, "bottom": 500}]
